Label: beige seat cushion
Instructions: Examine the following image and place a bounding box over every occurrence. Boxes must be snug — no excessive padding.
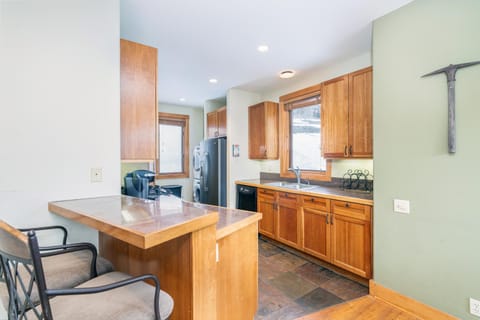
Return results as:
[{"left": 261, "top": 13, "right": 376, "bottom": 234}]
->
[
  {"left": 0, "top": 250, "right": 113, "bottom": 310},
  {"left": 36, "top": 271, "right": 174, "bottom": 320}
]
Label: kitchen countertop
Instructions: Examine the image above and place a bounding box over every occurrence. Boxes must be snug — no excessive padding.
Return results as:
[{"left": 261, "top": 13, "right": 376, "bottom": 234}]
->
[
  {"left": 236, "top": 179, "right": 373, "bottom": 206},
  {"left": 48, "top": 194, "right": 261, "bottom": 248}
]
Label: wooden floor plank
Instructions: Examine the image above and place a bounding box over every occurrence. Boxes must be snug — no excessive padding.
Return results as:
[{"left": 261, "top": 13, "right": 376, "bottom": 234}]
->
[{"left": 296, "top": 296, "right": 422, "bottom": 320}]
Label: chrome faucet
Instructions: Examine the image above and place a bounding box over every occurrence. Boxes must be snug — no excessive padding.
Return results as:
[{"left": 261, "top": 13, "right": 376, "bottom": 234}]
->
[{"left": 288, "top": 166, "right": 301, "bottom": 185}]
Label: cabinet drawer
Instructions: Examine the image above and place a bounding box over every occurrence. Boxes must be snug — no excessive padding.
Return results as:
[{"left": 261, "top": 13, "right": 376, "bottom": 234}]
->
[
  {"left": 301, "top": 196, "right": 330, "bottom": 212},
  {"left": 258, "top": 188, "right": 276, "bottom": 200},
  {"left": 278, "top": 192, "right": 298, "bottom": 207},
  {"left": 332, "top": 200, "right": 371, "bottom": 221}
]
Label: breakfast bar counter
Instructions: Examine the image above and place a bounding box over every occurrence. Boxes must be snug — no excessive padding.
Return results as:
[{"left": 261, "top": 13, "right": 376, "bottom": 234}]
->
[{"left": 49, "top": 195, "right": 261, "bottom": 320}]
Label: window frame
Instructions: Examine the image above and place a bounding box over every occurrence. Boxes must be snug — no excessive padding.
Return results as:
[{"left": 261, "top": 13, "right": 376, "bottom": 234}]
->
[
  {"left": 279, "top": 84, "right": 331, "bottom": 181},
  {"left": 156, "top": 112, "right": 190, "bottom": 179}
]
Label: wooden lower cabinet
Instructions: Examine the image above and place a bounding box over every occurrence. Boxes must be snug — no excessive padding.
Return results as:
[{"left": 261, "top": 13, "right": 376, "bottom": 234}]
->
[
  {"left": 302, "top": 207, "right": 330, "bottom": 261},
  {"left": 257, "top": 190, "right": 372, "bottom": 278},
  {"left": 257, "top": 189, "right": 276, "bottom": 238},
  {"left": 331, "top": 200, "right": 372, "bottom": 278},
  {"left": 276, "top": 193, "right": 300, "bottom": 249}
]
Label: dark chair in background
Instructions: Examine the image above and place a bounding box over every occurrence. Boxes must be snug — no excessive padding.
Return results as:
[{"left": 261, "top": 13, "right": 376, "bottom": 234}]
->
[
  {"left": 0, "top": 223, "right": 113, "bottom": 319},
  {"left": 0, "top": 220, "right": 173, "bottom": 320},
  {"left": 124, "top": 170, "right": 167, "bottom": 200}
]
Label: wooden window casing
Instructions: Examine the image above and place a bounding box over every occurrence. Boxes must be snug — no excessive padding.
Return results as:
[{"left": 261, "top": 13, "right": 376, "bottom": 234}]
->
[
  {"left": 157, "top": 112, "right": 190, "bottom": 179},
  {"left": 279, "top": 84, "right": 332, "bottom": 181}
]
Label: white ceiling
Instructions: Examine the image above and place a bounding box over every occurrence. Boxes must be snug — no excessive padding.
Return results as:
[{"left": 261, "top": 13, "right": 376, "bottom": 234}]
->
[{"left": 120, "top": 0, "right": 413, "bottom": 107}]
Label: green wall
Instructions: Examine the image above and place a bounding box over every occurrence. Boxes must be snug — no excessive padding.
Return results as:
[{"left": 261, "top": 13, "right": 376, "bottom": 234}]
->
[{"left": 373, "top": 0, "right": 480, "bottom": 318}]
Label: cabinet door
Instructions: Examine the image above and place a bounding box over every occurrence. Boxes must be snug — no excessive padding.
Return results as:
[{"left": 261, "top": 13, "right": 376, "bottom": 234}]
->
[
  {"left": 207, "top": 111, "right": 218, "bottom": 138},
  {"left": 257, "top": 189, "right": 276, "bottom": 238},
  {"left": 321, "top": 75, "right": 349, "bottom": 158},
  {"left": 303, "top": 207, "right": 330, "bottom": 261},
  {"left": 217, "top": 107, "right": 227, "bottom": 137},
  {"left": 277, "top": 193, "right": 300, "bottom": 248},
  {"left": 120, "top": 39, "right": 158, "bottom": 160},
  {"left": 248, "top": 103, "right": 266, "bottom": 159},
  {"left": 331, "top": 201, "right": 371, "bottom": 278},
  {"left": 348, "top": 67, "right": 372, "bottom": 158},
  {"left": 248, "top": 102, "right": 278, "bottom": 159}
]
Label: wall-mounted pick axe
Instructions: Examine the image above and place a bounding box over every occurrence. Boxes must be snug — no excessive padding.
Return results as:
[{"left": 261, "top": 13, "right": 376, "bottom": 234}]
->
[{"left": 422, "top": 61, "right": 480, "bottom": 153}]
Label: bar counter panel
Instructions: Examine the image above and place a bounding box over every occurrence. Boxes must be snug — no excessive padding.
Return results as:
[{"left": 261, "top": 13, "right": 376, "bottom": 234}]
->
[{"left": 48, "top": 195, "right": 261, "bottom": 320}]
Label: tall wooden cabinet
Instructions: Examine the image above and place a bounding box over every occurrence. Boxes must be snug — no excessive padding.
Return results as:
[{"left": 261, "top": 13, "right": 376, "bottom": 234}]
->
[
  {"left": 120, "top": 39, "right": 158, "bottom": 160},
  {"left": 321, "top": 67, "right": 372, "bottom": 159},
  {"left": 248, "top": 101, "right": 279, "bottom": 159},
  {"left": 206, "top": 106, "right": 226, "bottom": 138}
]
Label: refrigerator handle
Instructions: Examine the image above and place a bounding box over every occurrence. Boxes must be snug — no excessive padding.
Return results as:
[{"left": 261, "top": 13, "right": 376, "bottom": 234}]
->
[{"left": 203, "top": 152, "right": 209, "bottom": 191}]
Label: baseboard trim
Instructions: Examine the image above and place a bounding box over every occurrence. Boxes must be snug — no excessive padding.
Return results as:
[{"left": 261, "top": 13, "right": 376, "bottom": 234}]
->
[{"left": 369, "top": 280, "right": 458, "bottom": 320}]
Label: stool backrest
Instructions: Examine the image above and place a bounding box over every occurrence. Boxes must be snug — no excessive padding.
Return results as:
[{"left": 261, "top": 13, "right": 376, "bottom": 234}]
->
[{"left": 0, "top": 220, "right": 47, "bottom": 319}]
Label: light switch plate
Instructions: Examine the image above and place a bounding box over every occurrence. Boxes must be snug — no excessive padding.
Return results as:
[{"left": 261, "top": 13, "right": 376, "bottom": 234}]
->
[
  {"left": 393, "top": 199, "right": 410, "bottom": 214},
  {"left": 90, "top": 168, "right": 103, "bottom": 183},
  {"left": 471, "top": 298, "right": 480, "bottom": 317}
]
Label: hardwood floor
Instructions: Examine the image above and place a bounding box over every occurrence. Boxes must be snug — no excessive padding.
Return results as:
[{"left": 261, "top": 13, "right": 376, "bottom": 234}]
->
[{"left": 296, "top": 296, "right": 421, "bottom": 320}]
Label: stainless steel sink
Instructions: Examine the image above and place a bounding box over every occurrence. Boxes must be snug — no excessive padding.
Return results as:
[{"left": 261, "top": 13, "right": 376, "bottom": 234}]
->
[
  {"left": 263, "top": 181, "right": 290, "bottom": 187},
  {"left": 282, "top": 183, "right": 316, "bottom": 190},
  {"left": 264, "top": 181, "right": 316, "bottom": 190}
]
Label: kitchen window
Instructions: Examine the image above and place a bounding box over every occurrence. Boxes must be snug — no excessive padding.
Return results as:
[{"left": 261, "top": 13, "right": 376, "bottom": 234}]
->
[
  {"left": 279, "top": 84, "right": 331, "bottom": 181},
  {"left": 157, "top": 112, "right": 189, "bottom": 178}
]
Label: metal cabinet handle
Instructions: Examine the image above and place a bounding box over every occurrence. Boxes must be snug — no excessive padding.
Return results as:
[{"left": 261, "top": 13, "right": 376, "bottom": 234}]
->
[
  {"left": 326, "top": 213, "right": 329, "bottom": 225},
  {"left": 310, "top": 198, "right": 315, "bottom": 202},
  {"left": 344, "top": 145, "right": 348, "bottom": 157},
  {"left": 330, "top": 214, "right": 334, "bottom": 225},
  {"left": 349, "top": 145, "right": 353, "bottom": 156},
  {"left": 345, "top": 203, "right": 350, "bottom": 208}
]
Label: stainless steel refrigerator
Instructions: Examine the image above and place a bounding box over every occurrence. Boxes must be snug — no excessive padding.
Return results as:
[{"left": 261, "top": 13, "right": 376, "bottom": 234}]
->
[{"left": 199, "top": 137, "right": 226, "bottom": 206}]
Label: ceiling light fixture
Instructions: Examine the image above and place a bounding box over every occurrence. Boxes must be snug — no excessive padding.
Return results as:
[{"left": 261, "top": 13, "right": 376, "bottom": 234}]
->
[
  {"left": 179, "top": 98, "right": 186, "bottom": 102},
  {"left": 279, "top": 70, "right": 296, "bottom": 79},
  {"left": 209, "top": 78, "right": 218, "bottom": 84},
  {"left": 257, "top": 45, "right": 269, "bottom": 53}
]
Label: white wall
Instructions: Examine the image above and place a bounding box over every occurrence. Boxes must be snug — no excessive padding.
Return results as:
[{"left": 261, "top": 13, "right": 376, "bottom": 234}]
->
[
  {"left": 226, "top": 89, "right": 262, "bottom": 207},
  {"left": 0, "top": 0, "right": 120, "bottom": 245}
]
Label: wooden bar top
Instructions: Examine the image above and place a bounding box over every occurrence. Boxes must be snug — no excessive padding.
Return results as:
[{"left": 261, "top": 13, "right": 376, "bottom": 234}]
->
[
  {"left": 48, "top": 195, "right": 261, "bottom": 248},
  {"left": 49, "top": 195, "right": 219, "bottom": 249}
]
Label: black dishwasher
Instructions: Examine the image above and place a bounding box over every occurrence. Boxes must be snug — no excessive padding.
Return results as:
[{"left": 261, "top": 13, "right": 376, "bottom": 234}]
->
[{"left": 236, "top": 184, "right": 257, "bottom": 212}]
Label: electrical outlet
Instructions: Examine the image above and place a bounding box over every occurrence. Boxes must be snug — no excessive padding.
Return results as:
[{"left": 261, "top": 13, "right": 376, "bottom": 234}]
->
[
  {"left": 393, "top": 199, "right": 410, "bottom": 214},
  {"left": 90, "top": 168, "right": 103, "bottom": 183},
  {"left": 471, "top": 298, "right": 480, "bottom": 317}
]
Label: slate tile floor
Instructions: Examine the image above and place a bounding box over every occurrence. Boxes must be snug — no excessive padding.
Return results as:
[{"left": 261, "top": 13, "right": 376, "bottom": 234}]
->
[{"left": 255, "top": 237, "right": 368, "bottom": 320}]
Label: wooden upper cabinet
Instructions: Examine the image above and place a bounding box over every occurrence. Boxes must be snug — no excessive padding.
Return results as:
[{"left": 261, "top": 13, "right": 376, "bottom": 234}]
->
[
  {"left": 248, "top": 101, "right": 279, "bottom": 159},
  {"left": 321, "top": 67, "right": 372, "bottom": 159},
  {"left": 206, "top": 111, "right": 218, "bottom": 138},
  {"left": 349, "top": 68, "right": 373, "bottom": 158},
  {"left": 120, "top": 39, "right": 158, "bottom": 160},
  {"left": 217, "top": 106, "right": 227, "bottom": 137},
  {"left": 322, "top": 75, "right": 349, "bottom": 158},
  {"left": 206, "top": 106, "right": 226, "bottom": 138}
]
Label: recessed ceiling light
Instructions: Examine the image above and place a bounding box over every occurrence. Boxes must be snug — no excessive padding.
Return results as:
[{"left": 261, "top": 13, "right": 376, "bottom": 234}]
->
[
  {"left": 279, "top": 70, "right": 296, "bottom": 79},
  {"left": 257, "top": 45, "right": 269, "bottom": 53},
  {"left": 179, "top": 98, "right": 186, "bottom": 102},
  {"left": 209, "top": 78, "right": 218, "bottom": 84}
]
